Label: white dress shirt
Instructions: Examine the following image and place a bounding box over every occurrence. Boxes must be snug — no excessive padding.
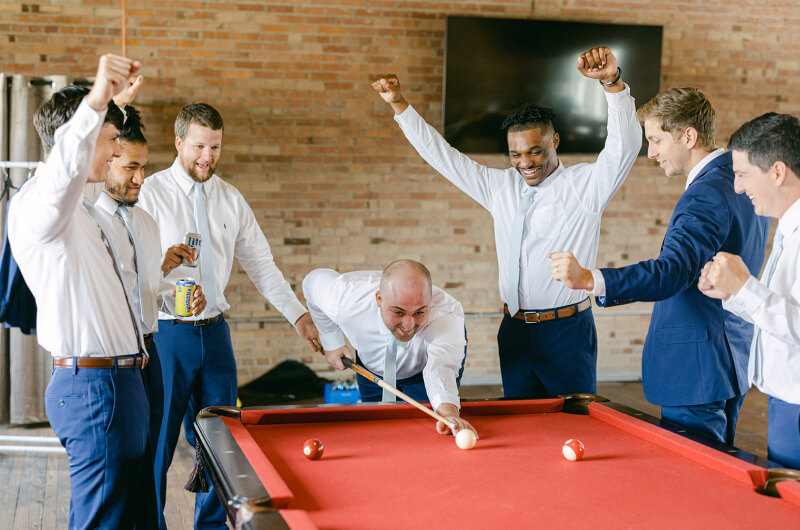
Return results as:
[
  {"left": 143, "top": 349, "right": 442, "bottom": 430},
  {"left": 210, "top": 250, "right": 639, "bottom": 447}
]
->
[
  {"left": 95, "top": 192, "right": 170, "bottom": 334},
  {"left": 138, "top": 160, "right": 306, "bottom": 323},
  {"left": 7, "top": 101, "right": 140, "bottom": 358},
  {"left": 394, "top": 86, "right": 641, "bottom": 310},
  {"left": 591, "top": 148, "right": 726, "bottom": 297},
  {"left": 723, "top": 198, "right": 800, "bottom": 405},
  {"left": 302, "top": 269, "right": 466, "bottom": 411}
]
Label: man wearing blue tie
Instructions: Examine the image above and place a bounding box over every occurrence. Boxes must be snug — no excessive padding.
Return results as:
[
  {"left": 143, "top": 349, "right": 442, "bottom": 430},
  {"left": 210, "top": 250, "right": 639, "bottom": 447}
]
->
[
  {"left": 699, "top": 112, "right": 800, "bottom": 469},
  {"left": 550, "top": 88, "right": 769, "bottom": 444},
  {"left": 372, "top": 46, "right": 642, "bottom": 399},
  {"left": 96, "top": 104, "right": 206, "bottom": 527},
  {"left": 137, "top": 103, "right": 322, "bottom": 529},
  {"left": 302, "top": 260, "right": 475, "bottom": 436}
]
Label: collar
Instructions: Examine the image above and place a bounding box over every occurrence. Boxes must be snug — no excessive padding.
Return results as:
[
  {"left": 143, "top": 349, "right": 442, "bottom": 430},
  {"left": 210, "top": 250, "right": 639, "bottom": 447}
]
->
[
  {"left": 685, "top": 148, "right": 726, "bottom": 189},
  {"left": 519, "top": 160, "right": 564, "bottom": 193},
  {"left": 95, "top": 191, "right": 121, "bottom": 216},
  {"left": 778, "top": 197, "right": 800, "bottom": 239},
  {"left": 170, "top": 158, "right": 214, "bottom": 197}
]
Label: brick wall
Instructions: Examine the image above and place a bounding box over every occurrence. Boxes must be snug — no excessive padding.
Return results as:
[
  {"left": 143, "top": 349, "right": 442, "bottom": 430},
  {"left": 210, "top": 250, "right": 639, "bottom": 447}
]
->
[{"left": 1, "top": 0, "right": 792, "bottom": 385}]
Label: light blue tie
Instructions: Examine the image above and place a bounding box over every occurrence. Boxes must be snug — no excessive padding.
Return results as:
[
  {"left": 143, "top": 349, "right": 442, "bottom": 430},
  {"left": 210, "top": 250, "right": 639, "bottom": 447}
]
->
[
  {"left": 83, "top": 199, "right": 149, "bottom": 356},
  {"left": 382, "top": 336, "right": 398, "bottom": 402},
  {"left": 191, "top": 182, "right": 217, "bottom": 314},
  {"left": 505, "top": 187, "right": 537, "bottom": 315},
  {"left": 750, "top": 229, "right": 784, "bottom": 385},
  {"left": 116, "top": 205, "right": 155, "bottom": 330}
]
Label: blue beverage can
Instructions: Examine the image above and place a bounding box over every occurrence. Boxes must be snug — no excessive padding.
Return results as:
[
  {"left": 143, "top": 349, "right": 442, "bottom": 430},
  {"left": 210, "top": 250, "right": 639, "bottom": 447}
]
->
[{"left": 175, "top": 278, "right": 197, "bottom": 317}]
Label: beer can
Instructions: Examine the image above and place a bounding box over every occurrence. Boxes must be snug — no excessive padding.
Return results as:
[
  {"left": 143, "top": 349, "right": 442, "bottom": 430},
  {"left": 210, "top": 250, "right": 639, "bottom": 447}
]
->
[
  {"left": 184, "top": 232, "right": 201, "bottom": 267},
  {"left": 175, "top": 278, "right": 197, "bottom": 317}
]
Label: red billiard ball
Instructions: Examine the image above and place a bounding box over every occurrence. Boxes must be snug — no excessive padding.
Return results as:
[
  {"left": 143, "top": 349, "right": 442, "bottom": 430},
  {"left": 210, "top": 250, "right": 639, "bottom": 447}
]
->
[
  {"left": 562, "top": 439, "right": 584, "bottom": 461},
  {"left": 303, "top": 438, "right": 324, "bottom": 460}
]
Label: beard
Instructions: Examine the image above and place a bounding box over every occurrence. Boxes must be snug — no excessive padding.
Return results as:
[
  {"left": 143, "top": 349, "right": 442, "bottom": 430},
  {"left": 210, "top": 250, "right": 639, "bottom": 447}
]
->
[
  {"left": 105, "top": 182, "right": 139, "bottom": 206},
  {"left": 178, "top": 154, "right": 217, "bottom": 182}
]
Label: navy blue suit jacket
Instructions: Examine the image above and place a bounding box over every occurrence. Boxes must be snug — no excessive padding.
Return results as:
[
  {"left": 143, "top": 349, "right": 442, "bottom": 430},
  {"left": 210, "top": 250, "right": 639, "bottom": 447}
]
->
[{"left": 598, "top": 152, "right": 769, "bottom": 406}]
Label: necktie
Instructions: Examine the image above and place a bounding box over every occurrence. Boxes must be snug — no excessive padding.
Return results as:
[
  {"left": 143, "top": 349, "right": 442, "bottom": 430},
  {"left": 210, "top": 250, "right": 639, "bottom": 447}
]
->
[
  {"left": 750, "top": 229, "right": 784, "bottom": 385},
  {"left": 505, "top": 187, "right": 537, "bottom": 315},
  {"left": 116, "top": 205, "right": 155, "bottom": 330},
  {"left": 382, "top": 336, "right": 398, "bottom": 402},
  {"left": 83, "top": 198, "right": 149, "bottom": 357},
  {"left": 191, "top": 182, "right": 217, "bottom": 314}
]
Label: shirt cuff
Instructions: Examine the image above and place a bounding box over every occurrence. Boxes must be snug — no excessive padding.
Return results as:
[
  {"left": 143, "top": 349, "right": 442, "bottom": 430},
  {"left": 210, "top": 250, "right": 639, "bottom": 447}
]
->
[
  {"left": 393, "top": 104, "right": 417, "bottom": 124},
  {"left": 603, "top": 83, "right": 632, "bottom": 107},
  {"left": 730, "top": 275, "right": 769, "bottom": 315},
  {"left": 590, "top": 269, "right": 607, "bottom": 297},
  {"left": 281, "top": 301, "right": 309, "bottom": 328},
  {"left": 318, "top": 330, "right": 346, "bottom": 351}
]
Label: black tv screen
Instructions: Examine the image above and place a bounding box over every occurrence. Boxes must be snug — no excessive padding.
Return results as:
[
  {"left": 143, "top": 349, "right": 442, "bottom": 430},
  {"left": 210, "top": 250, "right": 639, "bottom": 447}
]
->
[{"left": 444, "top": 16, "right": 662, "bottom": 154}]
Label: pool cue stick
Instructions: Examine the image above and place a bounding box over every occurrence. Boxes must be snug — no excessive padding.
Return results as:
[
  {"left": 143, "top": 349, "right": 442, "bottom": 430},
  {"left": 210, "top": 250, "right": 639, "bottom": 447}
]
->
[
  {"left": 342, "top": 357, "right": 456, "bottom": 430},
  {"left": 122, "top": 0, "right": 127, "bottom": 57}
]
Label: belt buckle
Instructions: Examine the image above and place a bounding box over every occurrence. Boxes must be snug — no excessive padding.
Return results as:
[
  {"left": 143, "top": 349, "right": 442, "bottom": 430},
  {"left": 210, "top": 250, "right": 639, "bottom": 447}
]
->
[
  {"left": 523, "top": 311, "right": 541, "bottom": 324},
  {"left": 193, "top": 319, "right": 205, "bottom": 327}
]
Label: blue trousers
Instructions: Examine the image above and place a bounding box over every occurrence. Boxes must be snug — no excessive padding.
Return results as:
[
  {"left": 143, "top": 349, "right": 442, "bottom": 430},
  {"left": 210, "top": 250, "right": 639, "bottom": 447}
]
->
[
  {"left": 660, "top": 394, "right": 745, "bottom": 445},
  {"left": 136, "top": 341, "right": 162, "bottom": 530},
  {"left": 46, "top": 361, "right": 149, "bottom": 530},
  {"left": 153, "top": 318, "right": 236, "bottom": 530},
  {"left": 767, "top": 396, "right": 800, "bottom": 469},
  {"left": 497, "top": 309, "right": 597, "bottom": 399}
]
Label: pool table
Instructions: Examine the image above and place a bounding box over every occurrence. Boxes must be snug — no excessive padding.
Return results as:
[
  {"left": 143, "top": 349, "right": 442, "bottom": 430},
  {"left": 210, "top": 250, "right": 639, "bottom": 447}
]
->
[{"left": 192, "top": 397, "right": 800, "bottom": 529}]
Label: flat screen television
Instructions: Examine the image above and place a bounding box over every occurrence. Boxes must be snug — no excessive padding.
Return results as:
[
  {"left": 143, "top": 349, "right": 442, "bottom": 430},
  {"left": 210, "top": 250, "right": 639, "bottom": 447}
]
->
[{"left": 444, "top": 16, "right": 663, "bottom": 154}]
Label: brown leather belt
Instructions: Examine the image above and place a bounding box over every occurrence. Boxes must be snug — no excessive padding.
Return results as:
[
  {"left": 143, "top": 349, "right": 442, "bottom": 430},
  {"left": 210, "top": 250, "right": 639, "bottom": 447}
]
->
[
  {"left": 173, "top": 315, "right": 221, "bottom": 326},
  {"left": 504, "top": 298, "right": 591, "bottom": 324},
  {"left": 53, "top": 354, "right": 147, "bottom": 369}
]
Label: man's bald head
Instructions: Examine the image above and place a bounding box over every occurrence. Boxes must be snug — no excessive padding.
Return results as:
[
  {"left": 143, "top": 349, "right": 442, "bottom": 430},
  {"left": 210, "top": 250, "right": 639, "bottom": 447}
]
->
[
  {"left": 376, "top": 260, "right": 433, "bottom": 342},
  {"left": 379, "top": 259, "right": 432, "bottom": 295}
]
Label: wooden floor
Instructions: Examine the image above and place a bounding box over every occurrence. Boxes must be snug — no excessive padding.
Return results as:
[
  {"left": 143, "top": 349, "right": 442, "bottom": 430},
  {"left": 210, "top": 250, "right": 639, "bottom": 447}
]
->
[{"left": 0, "top": 383, "right": 770, "bottom": 529}]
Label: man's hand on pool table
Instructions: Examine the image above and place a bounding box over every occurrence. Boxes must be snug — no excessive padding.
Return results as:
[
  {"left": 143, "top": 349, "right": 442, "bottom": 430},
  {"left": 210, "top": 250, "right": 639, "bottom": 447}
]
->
[
  {"left": 435, "top": 403, "right": 479, "bottom": 438},
  {"left": 323, "top": 346, "right": 356, "bottom": 370},
  {"left": 548, "top": 251, "right": 594, "bottom": 291}
]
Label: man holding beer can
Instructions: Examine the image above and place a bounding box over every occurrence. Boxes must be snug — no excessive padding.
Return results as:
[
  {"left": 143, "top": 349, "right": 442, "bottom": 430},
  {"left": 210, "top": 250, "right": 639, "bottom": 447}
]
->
[{"left": 137, "top": 102, "right": 321, "bottom": 529}]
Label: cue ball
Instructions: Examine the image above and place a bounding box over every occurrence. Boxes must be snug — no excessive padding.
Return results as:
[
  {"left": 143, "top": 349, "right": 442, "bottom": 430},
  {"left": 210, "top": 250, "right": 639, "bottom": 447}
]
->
[
  {"left": 562, "top": 439, "right": 584, "bottom": 461},
  {"left": 303, "top": 438, "right": 324, "bottom": 460},
  {"left": 455, "top": 429, "right": 477, "bottom": 450}
]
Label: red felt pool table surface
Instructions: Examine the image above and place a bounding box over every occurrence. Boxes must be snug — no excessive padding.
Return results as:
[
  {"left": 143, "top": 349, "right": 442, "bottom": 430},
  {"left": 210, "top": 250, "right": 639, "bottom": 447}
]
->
[{"left": 194, "top": 399, "right": 800, "bottom": 529}]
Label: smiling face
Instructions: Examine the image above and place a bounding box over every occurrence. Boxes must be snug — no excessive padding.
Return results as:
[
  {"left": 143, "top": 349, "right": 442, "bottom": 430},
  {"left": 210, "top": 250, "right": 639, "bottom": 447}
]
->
[
  {"left": 176, "top": 123, "right": 222, "bottom": 182},
  {"left": 644, "top": 118, "right": 692, "bottom": 178},
  {"left": 88, "top": 123, "right": 122, "bottom": 183},
  {"left": 106, "top": 141, "right": 148, "bottom": 205},
  {"left": 507, "top": 127, "right": 560, "bottom": 186},
  {"left": 375, "top": 267, "right": 432, "bottom": 342},
  {"left": 732, "top": 149, "right": 777, "bottom": 217}
]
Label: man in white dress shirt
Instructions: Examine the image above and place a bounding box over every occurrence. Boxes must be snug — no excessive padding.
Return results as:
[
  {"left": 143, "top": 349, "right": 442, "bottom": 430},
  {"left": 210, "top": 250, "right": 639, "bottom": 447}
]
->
[
  {"left": 96, "top": 104, "right": 206, "bottom": 527},
  {"left": 8, "top": 55, "right": 149, "bottom": 529},
  {"left": 372, "top": 47, "right": 641, "bottom": 399},
  {"left": 699, "top": 112, "right": 800, "bottom": 468},
  {"left": 137, "top": 102, "right": 321, "bottom": 529},
  {"left": 303, "top": 260, "right": 475, "bottom": 435}
]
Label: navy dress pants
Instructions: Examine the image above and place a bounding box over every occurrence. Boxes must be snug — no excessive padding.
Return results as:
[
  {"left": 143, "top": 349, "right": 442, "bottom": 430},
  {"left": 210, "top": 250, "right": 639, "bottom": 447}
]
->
[
  {"left": 497, "top": 309, "right": 597, "bottom": 399},
  {"left": 767, "top": 396, "right": 800, "bottom": 469},
  {"left": 153, "top": 317, "right": 236, "bottom": 530},
  {"left": 660, "top": 393, "right": 745, "bottom": 445},
  {"left": 46, "top": 362, "right": 149, "bottom": 530},
  {"left": 135, "top": 341, "right": 162, "bottom": 529}
]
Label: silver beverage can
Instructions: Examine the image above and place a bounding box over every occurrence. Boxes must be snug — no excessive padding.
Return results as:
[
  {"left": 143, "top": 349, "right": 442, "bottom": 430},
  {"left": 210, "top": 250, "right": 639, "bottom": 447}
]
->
[{"left": 184, "top": 232, "right": 201, "bottom": 267}]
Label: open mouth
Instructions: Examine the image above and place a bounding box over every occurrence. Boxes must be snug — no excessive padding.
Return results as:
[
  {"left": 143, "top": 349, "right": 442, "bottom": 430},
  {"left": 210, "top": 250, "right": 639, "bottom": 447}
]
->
[{"left": 519, "top": 167, "right": 541, "bottom": 178}]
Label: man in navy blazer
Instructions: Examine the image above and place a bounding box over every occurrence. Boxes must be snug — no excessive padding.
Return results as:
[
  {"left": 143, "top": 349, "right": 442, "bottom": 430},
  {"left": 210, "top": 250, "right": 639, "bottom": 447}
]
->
[{"left": 549, "top": 88, "right": 769, "bottom": 444}]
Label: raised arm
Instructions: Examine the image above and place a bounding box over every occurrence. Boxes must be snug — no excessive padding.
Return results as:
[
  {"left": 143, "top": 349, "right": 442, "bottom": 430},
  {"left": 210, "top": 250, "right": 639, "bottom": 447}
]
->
[
  {"left": 372, "top": 74, "right": 498, "bottom": 210},
  {"left": 573, "top": 47, "right": 642, "bottom": 213}
]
